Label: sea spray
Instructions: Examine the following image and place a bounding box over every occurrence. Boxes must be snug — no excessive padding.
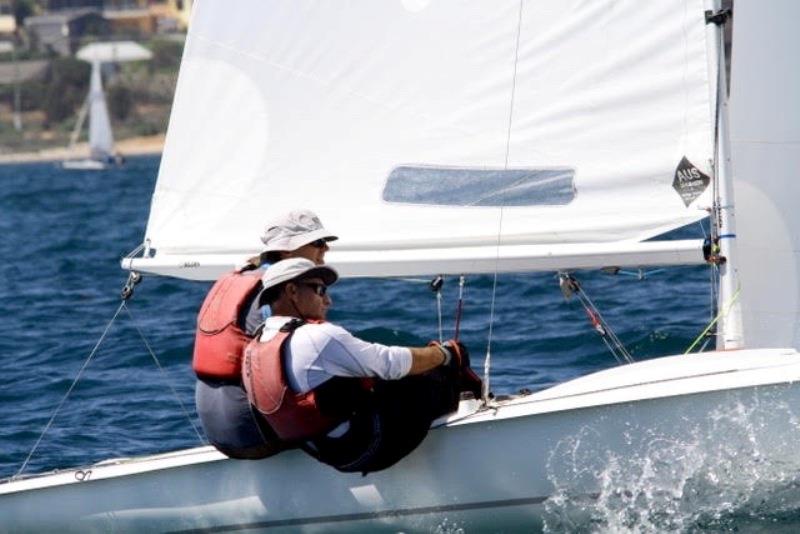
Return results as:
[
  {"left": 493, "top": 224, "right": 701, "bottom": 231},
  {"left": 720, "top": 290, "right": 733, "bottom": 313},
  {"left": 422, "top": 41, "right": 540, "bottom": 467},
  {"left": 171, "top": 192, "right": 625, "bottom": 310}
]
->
[
  {"left": 542, "top": 387, "right": 800, "bottom": 532},
  {"left": 433, "top": 517, "right": 466, "bottom": 534}
]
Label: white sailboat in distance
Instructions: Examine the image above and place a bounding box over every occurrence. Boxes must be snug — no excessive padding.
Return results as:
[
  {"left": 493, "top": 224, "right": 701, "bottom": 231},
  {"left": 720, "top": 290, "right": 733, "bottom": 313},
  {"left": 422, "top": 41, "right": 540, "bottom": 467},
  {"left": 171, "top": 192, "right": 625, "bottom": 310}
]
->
[
  {"left": 3, "top": 0, "right": 800, "bottom": 531},
  {"left": 62, "top": 41, "right": 153, "bottom": 171}
]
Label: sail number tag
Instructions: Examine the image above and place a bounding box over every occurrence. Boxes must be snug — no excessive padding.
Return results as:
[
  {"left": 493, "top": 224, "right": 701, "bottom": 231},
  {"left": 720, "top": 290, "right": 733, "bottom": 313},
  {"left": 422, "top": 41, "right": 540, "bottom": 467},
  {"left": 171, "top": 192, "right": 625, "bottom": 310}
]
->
[{"left": 672, "top": 156, "right": 711, "bottom": 207}]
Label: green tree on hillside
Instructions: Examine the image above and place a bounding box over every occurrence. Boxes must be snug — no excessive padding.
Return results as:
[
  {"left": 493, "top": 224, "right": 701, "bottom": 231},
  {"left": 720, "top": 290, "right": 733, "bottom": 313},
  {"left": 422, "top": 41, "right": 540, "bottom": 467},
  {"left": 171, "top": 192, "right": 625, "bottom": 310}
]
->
[
  {"left": 13, "top": 0, "right": 35, "bottom": 28},
  {"left": 107, "top": 84, "right": 133, "bottom": 121},
  {"left": 42, "top": 58, "right": 90, "bottom": 126},
  {"left": 149, "top": 39, "right": 183, "bottom": 72}
]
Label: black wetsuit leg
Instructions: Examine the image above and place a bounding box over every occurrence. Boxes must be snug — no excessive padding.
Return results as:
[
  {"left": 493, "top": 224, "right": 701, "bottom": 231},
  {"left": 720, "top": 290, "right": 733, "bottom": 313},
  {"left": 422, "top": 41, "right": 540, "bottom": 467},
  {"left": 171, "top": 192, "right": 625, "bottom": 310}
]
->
[{"left": 311, "top": 365, "right": 460, "bottom": 474}]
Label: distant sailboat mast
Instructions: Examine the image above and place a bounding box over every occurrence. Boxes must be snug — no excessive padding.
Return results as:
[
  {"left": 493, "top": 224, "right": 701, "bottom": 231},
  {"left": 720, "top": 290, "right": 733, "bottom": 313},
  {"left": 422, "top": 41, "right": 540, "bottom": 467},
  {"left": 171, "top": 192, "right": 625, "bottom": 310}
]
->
[
  {"left": 12, "top": 41, "right": 22, "bottom": 131},
  {"left": 68, "top": 94, "right": 89, "bottom": 153}
]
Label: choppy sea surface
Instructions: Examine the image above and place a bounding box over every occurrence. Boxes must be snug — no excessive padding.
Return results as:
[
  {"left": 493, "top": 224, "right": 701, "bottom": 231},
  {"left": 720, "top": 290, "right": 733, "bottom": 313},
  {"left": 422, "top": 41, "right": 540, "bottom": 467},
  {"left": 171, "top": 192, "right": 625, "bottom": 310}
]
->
[{"left": 1, "top": 155, "right": 798, "bottom": 531}]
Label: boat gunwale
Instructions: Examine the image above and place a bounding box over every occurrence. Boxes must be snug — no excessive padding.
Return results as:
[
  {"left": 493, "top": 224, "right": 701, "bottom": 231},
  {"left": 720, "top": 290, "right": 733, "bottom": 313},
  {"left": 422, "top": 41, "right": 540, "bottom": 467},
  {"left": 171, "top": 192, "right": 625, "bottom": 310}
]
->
[{"left": 2, "top": 347, "right": 798, "bottom": 495}]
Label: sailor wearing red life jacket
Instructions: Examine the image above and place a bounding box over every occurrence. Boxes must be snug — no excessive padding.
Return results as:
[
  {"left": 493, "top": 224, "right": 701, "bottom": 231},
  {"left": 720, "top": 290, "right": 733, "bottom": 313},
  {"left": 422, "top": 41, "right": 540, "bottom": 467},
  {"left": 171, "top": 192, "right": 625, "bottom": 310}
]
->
[
  {"left": 243, "top": 258, "right": 483, "bottom": 473},
  {"left": 193, "top": 210, "right": 337, "bottom": 459}
]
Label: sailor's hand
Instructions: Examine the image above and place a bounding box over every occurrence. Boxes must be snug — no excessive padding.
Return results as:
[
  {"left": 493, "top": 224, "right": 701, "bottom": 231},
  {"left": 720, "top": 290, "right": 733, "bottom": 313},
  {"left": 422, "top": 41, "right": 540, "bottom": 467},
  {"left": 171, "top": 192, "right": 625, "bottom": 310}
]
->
[
  {"left": 445, "top": 340, "right": 470, "bottom": 367},
  {"left": 443, "top": 340, "right": 483, "bottom": 400},
  {"left": 429, "top": 340, "right": 454, "bottom": 366}
]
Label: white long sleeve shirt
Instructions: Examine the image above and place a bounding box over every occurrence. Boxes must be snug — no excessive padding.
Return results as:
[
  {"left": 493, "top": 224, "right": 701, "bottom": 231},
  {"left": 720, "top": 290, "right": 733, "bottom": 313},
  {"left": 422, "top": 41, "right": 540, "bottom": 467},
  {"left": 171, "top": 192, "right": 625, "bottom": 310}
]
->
[{"left": 259, "top": 316, "right": 413, "bottom": 393}]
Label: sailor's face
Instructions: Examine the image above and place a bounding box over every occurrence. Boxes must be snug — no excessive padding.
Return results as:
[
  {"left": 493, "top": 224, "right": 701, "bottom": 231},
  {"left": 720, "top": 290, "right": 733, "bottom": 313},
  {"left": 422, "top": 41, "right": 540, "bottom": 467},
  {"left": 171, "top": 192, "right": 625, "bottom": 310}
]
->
[
  {"left": 289, "top": 276, "right": 331, "bottom": 320},
  {"left": 290, "top": 240, "right": 329, "bottom": 265}
]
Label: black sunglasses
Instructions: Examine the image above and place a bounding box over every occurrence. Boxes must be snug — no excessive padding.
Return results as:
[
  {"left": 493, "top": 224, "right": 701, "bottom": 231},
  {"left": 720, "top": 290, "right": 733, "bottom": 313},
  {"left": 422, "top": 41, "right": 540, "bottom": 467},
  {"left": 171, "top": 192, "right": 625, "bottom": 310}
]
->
[
  {"left": 298, "top": 281, "right": 328, "bottom": 296},
  {"left": 309, "top": 239, "right": 328, "bottom": 249}
]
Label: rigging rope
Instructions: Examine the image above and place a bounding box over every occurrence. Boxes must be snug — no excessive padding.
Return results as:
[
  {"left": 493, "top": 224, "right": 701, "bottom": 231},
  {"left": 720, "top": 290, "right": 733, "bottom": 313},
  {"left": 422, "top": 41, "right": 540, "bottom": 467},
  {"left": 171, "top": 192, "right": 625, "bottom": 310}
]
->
[
  {"left": 399, "top": 277, "right": 435, "bottom": 284},
  {"left": 123, "top": 305, "right": 205, "bottom": 444},
  {"left": 454, "top": 275, "right": 465, "bottom": 342},
  {"left": 685, "top": 286, "right": 741, "bottom": 354},
  {"left": 559, "top": 273, "right": 634, "bottom": 365},
  {"left": 436, "top": 292, "right": 443, "bottom": 343},
  {"left": 429, "top": 276, "right": 444, "bottom": 343},
  {"left": 484, "top": 0, "right": 525, "bottom": 403},
  {"left": 603, "top": 268, "right": 665, "bottom": 280},
  {"left": 15, "top": 301, "right": 126, "bottom": 478},
  {"left": 123, "top": 242, "right": 145, "bottom": 261},
  {"left": 14, "top": 275, "right": 207, "bottom": 479}
]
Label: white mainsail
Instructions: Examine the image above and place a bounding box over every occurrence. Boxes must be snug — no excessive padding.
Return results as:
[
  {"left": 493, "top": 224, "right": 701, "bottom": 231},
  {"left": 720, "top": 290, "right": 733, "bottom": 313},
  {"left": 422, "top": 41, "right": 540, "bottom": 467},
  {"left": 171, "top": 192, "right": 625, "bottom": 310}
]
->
[
  {"left": 731, "top": 0, "right": 800, "bottom": 351},
  {"left": 130, "top": 0, "right": 717, "bottom": 280}
]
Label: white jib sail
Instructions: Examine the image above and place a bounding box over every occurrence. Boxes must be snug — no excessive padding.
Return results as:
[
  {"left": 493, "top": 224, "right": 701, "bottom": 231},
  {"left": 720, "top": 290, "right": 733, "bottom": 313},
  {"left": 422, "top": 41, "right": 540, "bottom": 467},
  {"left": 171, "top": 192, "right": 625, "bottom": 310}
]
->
[
  {"left": 731, "top": 0, "right": 800, "bottom": 351},
  {"left": 131, "top": 0, "right": 717, "bottom": 280},
  {"left": 87, "top": 61, "right": 114, "bottom": 161}
]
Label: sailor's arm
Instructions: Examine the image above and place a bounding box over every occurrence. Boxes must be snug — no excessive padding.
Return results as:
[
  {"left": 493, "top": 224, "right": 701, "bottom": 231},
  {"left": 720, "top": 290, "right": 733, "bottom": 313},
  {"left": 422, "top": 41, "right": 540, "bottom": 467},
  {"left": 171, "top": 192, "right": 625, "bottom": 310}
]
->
[
  {"left": 408, "top": 345, "right": 449, "bottom": 375},
  {"left": 311, "top": 323, "right": 453, "bottom": 379}
]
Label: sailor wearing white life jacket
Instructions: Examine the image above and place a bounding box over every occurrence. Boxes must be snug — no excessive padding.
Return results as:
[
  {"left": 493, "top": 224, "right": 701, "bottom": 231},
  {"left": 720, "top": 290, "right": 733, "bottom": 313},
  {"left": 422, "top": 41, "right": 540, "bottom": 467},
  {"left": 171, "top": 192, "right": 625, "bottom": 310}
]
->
[
  {"left": 193, "top": 210, "right": 337, "bottom": 459},
  {"left": 243, "top": 258, "right": 483, "bottom": 473}
]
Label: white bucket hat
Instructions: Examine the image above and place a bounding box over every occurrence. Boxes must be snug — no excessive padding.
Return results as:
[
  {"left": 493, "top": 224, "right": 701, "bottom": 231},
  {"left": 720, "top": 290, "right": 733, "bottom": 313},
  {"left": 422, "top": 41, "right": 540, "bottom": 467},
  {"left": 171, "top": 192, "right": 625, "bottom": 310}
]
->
[
  {"left": 259, "top": 258, "right": 339, "bottom": 305},
  {"left": 261, "top": 209, "right": 338, "bottom": 252}
]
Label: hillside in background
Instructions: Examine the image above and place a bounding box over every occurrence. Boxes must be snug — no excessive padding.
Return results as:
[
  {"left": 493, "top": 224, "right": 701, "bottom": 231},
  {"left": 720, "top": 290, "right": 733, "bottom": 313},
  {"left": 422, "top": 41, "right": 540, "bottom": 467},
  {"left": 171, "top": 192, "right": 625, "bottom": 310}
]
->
[{"left": 0, "top": 36, "right": 182, "bottom": 159}]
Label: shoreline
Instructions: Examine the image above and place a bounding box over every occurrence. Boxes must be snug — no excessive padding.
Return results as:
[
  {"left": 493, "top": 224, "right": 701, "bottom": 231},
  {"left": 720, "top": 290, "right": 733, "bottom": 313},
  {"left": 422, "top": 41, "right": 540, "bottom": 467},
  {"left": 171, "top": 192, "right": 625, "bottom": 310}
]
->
[{"left": 0, "top": 134, "right": 165, "bottom": 164}]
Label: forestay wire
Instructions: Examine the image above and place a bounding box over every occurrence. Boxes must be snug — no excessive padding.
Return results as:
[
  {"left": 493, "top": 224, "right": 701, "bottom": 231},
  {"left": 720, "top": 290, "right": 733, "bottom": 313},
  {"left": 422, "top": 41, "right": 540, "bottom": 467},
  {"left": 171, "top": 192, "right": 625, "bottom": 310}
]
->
[
  {"left": 15, "top": 301, "right": 126, "bottom": 478},
  {"left": 15, "top": 280, "right": 205, "bottom": 479},
  {"left": 483, "top": 0, "right": 525, "bottom": 403}
]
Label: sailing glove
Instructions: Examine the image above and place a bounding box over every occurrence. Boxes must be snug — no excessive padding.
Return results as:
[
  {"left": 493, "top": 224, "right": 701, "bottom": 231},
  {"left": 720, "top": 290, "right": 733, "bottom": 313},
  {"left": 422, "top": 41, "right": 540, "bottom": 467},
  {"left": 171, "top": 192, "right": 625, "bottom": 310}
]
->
[
  {"left": 428, "top": 340, "right": 484, "bottom": 400},
  {"left": 443, "top": 340, "right": 483, "bottom": 400},
  {"left": 430, "top": 340, "right": 462, "bottom": 367}
]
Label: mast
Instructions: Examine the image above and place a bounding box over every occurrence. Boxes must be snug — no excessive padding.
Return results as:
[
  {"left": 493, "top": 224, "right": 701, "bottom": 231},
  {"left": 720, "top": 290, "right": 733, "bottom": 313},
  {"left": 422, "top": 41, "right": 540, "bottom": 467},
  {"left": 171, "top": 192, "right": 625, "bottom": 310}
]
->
[
  {"left": 706, "top": 0, "right": 744, "bottom": 349},
  {"left": 69, "top": 97, "right": 89, "bottom": 151},
  {"left": 12, "top": 41, "right": 21, "bottom": 131}
]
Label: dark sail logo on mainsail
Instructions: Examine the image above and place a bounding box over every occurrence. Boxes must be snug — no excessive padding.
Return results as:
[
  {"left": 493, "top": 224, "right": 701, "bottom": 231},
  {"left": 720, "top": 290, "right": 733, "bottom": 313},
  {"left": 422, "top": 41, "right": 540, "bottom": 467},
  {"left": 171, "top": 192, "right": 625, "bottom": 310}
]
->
[{"left": 672, "top": 156, "right": 711, "bottom": 207}]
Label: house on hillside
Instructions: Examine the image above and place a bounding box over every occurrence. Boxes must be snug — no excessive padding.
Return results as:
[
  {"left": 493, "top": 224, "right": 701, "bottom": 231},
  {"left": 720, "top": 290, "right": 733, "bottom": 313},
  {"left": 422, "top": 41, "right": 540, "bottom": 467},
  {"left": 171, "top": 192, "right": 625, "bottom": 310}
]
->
[
  {"left": 24, "top": 9, "right": 110, "bottom": 56},
  {"left": 40, "top": 0, "right": 103, "bottom": 11},
  {"left": 22, "top": 0, "right": 191, "bottom": 57},
  {"left": 103, "top": 0, "right": 191, "bottom": 35},
  {"left": 0, "top": 1, "right": 16, "bottom": 37},
  {"left": 0, "top": 59, "right": 48, "bottom": 85},
  {"left": 147, "top": 0, "right": 193, "bottom": 32}
]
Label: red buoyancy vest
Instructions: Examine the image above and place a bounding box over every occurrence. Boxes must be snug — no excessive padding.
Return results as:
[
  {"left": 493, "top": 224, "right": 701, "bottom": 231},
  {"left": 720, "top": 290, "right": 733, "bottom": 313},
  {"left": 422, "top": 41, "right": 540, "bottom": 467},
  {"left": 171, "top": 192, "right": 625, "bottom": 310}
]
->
[
  {"left": 192, "top": 270, "right": 262, "bottom": 380},
  {"left": 242, "top": 320, "right": 341, "bottom": 442}
]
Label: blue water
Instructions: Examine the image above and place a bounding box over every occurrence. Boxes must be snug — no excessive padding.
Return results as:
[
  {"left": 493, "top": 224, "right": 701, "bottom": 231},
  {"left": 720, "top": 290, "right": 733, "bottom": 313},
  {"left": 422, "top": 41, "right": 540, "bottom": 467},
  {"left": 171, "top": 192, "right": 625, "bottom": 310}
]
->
[{"left": 10, "top": 155, "right": 793, "bottom": 530}]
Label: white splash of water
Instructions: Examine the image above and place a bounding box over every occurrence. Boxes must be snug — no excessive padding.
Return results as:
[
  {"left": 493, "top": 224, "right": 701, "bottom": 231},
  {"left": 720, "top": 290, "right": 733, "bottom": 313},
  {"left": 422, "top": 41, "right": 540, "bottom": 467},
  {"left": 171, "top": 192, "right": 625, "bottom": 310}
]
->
[
  {"left": 542, "top": 388, "right": 800, "bottom": 533},
  {"left": 432, "top": 516, "right": 465, "bottom": 534}
]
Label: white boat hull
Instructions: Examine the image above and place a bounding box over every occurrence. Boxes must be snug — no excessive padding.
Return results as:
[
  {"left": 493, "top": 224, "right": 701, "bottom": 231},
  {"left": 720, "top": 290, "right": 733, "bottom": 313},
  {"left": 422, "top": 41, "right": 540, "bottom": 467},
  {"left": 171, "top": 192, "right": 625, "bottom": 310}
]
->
[
  {"left": 61, "top": 159, "right": 108, "bottom": 171},
  {"left": 3, "top": 348, "right": 800, "bottom": 532}
]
